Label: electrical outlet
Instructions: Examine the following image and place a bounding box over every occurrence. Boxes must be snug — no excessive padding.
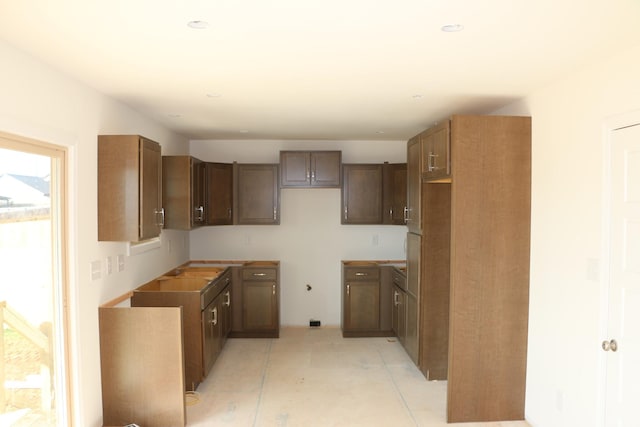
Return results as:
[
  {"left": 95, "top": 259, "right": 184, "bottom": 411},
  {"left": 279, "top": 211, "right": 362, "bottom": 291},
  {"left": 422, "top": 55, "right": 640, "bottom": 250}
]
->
[
  {"left": 117, "top": 254, "right": 125, "bottom": 272},
  {"left": 105, "top": 256, "right": 113, "bottom": 275},
  {"left": 90, "top": 260, "right": 101, "bottom": 281},
  {"left": 309, "top": 320, "right": 321, "bottom": 327}
]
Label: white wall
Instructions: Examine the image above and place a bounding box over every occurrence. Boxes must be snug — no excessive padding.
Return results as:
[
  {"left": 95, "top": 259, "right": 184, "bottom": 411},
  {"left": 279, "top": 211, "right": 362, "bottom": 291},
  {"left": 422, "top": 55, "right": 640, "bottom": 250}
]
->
[
  {"left": 190, "top": 140, "right": 407, "bottom": 326},
  {"left": 495, "top": 44, "right": 640, "bottom": 426},
  {"left": 0, "top": 40, "right": 191, "bottom": 427}
]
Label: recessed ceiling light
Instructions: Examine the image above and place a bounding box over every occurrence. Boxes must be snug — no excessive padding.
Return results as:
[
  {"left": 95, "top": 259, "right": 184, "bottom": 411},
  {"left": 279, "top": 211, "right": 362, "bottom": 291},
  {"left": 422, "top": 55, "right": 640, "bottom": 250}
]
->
[
  {"left": 412, "top": 94, "right": 423, "bottom": 100},
  {"left": 239, "top": 130, "right": 249, "bottom": 134},
  {"left": 187, "top": 20, "right": 209, "bottom": 29},
  {"left": 206, "top": 93, "right": 222, "bottom": 98},
  {"left": 375, "top": 130, "right": 385, "bottom": 134},
  {"left": 167, "top": 113, "right": 182, "bottom": 118},
  {"left": 441, "top": 24, "right": 464, "bottom": 32}
]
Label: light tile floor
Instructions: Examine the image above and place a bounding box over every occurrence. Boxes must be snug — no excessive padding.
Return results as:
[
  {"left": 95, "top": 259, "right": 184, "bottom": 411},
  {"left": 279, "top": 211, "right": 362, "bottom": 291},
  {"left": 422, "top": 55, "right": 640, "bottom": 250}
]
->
[{"left": 187, "top": 327, "right": 531, "bottom": 427}]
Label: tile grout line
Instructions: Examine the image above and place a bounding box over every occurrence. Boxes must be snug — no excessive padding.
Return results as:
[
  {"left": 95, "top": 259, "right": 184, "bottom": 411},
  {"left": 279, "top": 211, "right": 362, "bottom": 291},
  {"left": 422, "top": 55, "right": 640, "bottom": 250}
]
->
[
  {"left": 251, "top": 338, "right": 274, "bottom": 427},
  {"left": 377, "top": 344, "right": 419, "bottom": 427}
]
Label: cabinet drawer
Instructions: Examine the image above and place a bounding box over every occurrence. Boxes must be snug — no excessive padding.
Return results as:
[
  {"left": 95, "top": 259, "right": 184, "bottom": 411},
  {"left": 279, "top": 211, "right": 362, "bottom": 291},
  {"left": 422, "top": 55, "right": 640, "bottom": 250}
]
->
[
  {"left": 242, "top": 268, "right": 277, "bottom": 281},
  {"left": 201, "top": 270, "right": 231, "bottom": 309},
  {"left": 344, "top": 267, "right": 380, "bottom": 281},
  {"left": 392, "top": 269, "right": 407, "bottom": 291}
]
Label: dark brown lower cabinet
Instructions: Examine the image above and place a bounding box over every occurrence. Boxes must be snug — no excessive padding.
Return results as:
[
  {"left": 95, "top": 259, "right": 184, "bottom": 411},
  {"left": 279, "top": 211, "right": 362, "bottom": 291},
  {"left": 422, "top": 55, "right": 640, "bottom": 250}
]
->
[
  {"left": 230, "top": 264, "right": 280, "bottom": 338},
  {"left": 131, "top": 269, "right": 232, "bottom": 391},
  {"left": 392, "top": 284, "right": 407, "bottom": 346},
  {"left": 202, "top": 286, "right": 232, "bottom": 375},
  {"left": 342, "top": 263, "right": 394, "bottom": 337}
]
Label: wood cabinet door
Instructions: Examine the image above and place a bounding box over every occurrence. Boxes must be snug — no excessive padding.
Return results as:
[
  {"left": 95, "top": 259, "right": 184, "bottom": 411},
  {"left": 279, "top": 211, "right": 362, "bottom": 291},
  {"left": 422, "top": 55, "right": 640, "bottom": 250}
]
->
[
  {"left": 280, "top": 151, "right": 310, "bottom": 187},
  {"left": 243, "top": 281, "right": 278, "bottom": 331},
  {"left": 383, "top": 162, "right": 407, "bottom": 225},
  {"left": 344, "top": 281, "right": 380, "bottom": 331},
  {"left": 421, "top": 121, "right": 450, "bottom": 181},
  {"left": 280, "top": 151, "right": 341, "bottom": 187},
  {"left": 341, "top": 164, "right": 383, "bottom": 224},
  {"left": 310, "top": 151, "right": 341, "bottom": 187},
  {"left": 392, "top": 286, "right": 407, "bottom": 344},
  {"left": 404, "top": 292, "right": 419, "bottom": 364},
  {"left": 139, "top": 137, "right": 162, "bottom": 240},
  {"left": 236, "top": 164, "right": 280, "bottom": 224},
  {"left": 205, "top": 162, "right": 233, "bottom": 225},
  {"left": 406, "top": 137, "right": 421, "bottom": 233},
  {"left": 202, "top": 299, "right": 217, "bottom": 376},
  {"left": 191, "top": 158, "right": 206, "bottom": 227}
]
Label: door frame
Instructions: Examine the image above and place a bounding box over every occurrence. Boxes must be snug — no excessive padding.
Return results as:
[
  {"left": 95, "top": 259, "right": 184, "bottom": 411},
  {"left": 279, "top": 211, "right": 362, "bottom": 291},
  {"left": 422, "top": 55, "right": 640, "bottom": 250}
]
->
[
  {"left": 598, "top": 109, "right": 640, "bottom": 427},
  {"left": 0, "top": 130, "right": 72, "bottom": 426}
]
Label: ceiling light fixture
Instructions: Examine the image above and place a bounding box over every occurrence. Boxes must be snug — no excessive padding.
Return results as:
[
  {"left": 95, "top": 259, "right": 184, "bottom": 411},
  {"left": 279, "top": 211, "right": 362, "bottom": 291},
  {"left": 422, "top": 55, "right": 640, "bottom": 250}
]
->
[
  {"left": 187, "top": 20, "right": 209, "bottom": 29},
  {"left": 167, "top": 113, "right": 182, "bottom": 118},
  {"left": 375, "top": 130, "right": 385, "bottom": 134},
  {"left": 441, "top": 24, "right": 464, "bottom": 32},
  {"left": 239, "top": 130, "right": 249, "bottom": 134},
  {"left": 206, "top": 93, "right": 222, "bottom": 98},
  {"left": 412, "top": 94, "right": 423, "bottom": 100}
]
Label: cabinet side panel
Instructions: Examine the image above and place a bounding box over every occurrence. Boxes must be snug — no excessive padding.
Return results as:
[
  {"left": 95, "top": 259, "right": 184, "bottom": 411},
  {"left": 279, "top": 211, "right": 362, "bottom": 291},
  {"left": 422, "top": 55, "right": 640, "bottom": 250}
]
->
[
  {"left": 98, "top": 135, "right": 139, "bottom": 241},
  {"left": 420, "top": 182, "right": 451, "bottom": 381},
  {"left": 99, "top": 307, "right": 186, "bottom": 427},
  {"left": 447, "top": 115, "right": 531, "bottom": 422}
]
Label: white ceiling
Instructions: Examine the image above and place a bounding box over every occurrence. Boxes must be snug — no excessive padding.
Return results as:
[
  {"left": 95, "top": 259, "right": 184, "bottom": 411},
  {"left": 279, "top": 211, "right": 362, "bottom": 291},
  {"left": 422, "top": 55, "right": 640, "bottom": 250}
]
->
[{"left": 1, "top": 0, "right": 639, "bottom": 141}]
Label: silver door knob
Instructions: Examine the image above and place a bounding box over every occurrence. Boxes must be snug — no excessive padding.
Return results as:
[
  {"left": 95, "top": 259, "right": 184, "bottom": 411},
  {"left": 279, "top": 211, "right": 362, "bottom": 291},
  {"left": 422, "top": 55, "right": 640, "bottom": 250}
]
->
[{"left": 602, "top": 339, "right": 619, "bottom": 352}]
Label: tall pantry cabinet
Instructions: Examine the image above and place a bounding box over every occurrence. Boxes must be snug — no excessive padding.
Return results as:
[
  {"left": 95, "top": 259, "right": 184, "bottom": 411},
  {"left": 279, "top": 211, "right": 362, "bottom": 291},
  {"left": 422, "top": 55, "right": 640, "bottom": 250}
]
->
[{"left": 410, "top": 115, "right": 531, "bottom": 423}]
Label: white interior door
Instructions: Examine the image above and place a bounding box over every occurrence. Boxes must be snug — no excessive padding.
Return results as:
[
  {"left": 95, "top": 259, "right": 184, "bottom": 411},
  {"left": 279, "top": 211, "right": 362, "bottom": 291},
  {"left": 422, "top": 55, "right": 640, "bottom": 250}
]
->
[{"left": 604, "top": 122, "right": 640, "bottom": 427}]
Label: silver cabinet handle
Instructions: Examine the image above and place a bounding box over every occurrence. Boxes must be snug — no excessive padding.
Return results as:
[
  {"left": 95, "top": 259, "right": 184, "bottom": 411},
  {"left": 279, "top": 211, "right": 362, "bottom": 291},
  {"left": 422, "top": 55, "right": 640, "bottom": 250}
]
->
[
  {"left": 602, "top": 339, "right": 618, "bottom": 352},
  {"left": 272, "top": 284, "right": 276, "bottom": 295},
  {"left": 403, "top": 206, "right": 409, "bottom": 223},
  {"left": 355, "top": 272, "right": 367, "bottom": 276},
  {"left": 346, "top": 284, "right": 350, "bottom": 295},
  {"left": 428, "top": 152, "right": 439, "bottom": 172},
  {"left": 253, "top": 272, "right": 267, "bottom": 277},
  {"left": 155, "top": 208, "right": 165, "bottom": 227},
  {"left": 344, "top": 206, "right": 348, "bottom": 220},
  {"left": 224, "top": 290, "right": 231, "bottom": 307},
  {"left": 306, "top": 169, "right": 310, "bottom": 180},
  {"left": 311, "top": 170, "right": 316, "bottom": 182},
  {"left": 394, "top": 290, "right": 399, "bottom": 305},
  {"left": 273, "top": 207, "right": 277, "bottom": 220},
  {"left": 211, "top": 306, "right": 218, "bottom": 326},
  {"left": 195, "top": 206, "right": 204, "bottom": 221},
  {"left": 228, "top": 207, "right": 232, "bottom": 219}
]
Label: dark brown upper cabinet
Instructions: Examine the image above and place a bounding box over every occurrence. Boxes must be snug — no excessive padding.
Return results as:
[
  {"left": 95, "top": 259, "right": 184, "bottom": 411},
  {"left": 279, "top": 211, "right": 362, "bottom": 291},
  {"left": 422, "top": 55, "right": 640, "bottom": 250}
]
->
[
  {"left": 205, "top": 162, "right": 233, "bottom": 225},
  {"left": 280, "top": 151, "right": 342, "bottom": 188},
  {"left": 341, "top": 164, "right": 383, "bottom": 224},
  {"left": 162, "top": 156, "right": 206, "bottom": 230},
  {"left": 383, "top": 162, "right": 407, "bottom": 225},
  {"left": 341, "top": 162, "right": 407, "bottom": 225},
  {"left": 98, "top": 135, "right": 162, "bottom": 241},
  {"left": 235, "top": 163, "right": 280, "bottom": 225}
]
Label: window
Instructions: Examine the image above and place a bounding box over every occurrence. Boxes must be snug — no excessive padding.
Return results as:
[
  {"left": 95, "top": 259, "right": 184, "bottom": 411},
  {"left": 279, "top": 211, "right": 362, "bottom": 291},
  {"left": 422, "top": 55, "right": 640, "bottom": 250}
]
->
[{"left": 0, "top": 132, "right": 70, "bottom": 426}]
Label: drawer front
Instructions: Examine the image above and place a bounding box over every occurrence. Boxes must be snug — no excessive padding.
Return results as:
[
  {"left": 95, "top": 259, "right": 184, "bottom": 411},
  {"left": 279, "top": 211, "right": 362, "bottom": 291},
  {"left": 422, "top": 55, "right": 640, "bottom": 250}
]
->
[
  {"left": 344, "top": 267, "right": 380, "bottom": 281},
  {"left": 242, "top": 267, "right": 277, "bottom": 281},
  {"left": 392, "top": 269, "right": 407, "bottom": 290},
  {"left": 201, "top": 270, "right": 231, "bottom": 309}
]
